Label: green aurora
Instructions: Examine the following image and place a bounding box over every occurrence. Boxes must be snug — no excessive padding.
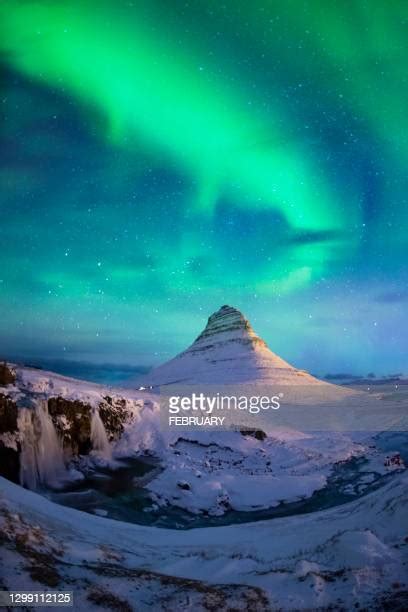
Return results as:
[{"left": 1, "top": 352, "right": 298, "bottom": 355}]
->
[{"left": 0, "top": 0, "right": 407, "bottom": 374}]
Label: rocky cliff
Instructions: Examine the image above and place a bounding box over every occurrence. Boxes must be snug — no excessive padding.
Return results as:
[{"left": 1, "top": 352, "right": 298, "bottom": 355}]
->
[{"left": 0, "top": 364, "right": 141, "bottom": 484}]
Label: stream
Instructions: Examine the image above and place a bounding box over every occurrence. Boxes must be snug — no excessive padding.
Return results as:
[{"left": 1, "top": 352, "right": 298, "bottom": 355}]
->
[{"left": 46, "top": 450, "right": 402, "bottom": 530}]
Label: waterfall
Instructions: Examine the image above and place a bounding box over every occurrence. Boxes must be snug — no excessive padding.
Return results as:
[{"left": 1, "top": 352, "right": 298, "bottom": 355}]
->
[
  {"left": 90, "top": 407, "right": 112, "bottom": 460},
  {"left": 17, "top": 399, "right": 66, "bottom": 490},
  {"left": 17, "top": 408, "right": 38, "bottom": 490}
]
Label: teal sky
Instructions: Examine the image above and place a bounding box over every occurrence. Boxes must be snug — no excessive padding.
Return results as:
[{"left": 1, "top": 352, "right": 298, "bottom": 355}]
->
[{"left": 0, "top": 0, "right": 407, "bottom": 375}]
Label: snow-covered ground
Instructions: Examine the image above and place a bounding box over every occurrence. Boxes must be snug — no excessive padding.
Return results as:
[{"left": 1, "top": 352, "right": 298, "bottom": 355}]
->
[
  {"left": 1, "top": 469, "right": 407, "bottom": 610},
  {"left": 2, "top": 363, "right": 402, "bottom": 519},
  {"left": 146, "top": 429, "right": 369, "bottom": 516},
  {"left": 0, "top": 364, "right": 407, "bottom": 610},
  {"left": 3, "top": 363, "right": 152, "bottom": 408}
]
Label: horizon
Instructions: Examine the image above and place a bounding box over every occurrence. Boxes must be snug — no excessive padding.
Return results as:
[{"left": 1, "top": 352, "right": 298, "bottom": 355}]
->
[
  {"left": 1, "top": 300, "right": 407, "bottom": 377},
  {"left": 2, "top": 356, "right": 405, "bottom": 379},
  {"left": 2, "top": 299, "right": 406, "bottom": 380}
]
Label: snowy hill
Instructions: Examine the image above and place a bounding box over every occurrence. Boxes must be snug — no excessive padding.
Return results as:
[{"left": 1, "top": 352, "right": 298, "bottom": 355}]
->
[
  {"left": 136, "top": 305, "right": 326, "bottom": 387},
  {"left": 1, "top": 470, "right": 407, "bottom": 610}
]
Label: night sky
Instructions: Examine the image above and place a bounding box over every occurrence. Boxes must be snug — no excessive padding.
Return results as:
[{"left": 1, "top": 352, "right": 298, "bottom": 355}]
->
[{"left": 1, "top": 0, "right": 407, "bottom": 375}]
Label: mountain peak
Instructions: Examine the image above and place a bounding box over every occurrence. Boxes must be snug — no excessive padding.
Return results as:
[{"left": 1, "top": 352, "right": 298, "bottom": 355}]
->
[
  {"left": 136, "top": 305, "right": 322, "bottom": 387},
  {"left": 194, "top": 304, "right": 261, "bottom": 347}
]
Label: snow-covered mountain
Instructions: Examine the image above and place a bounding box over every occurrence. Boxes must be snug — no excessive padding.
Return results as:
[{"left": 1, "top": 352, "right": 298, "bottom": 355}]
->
[{"left": 136, "top": 305, "right": 323, "bottom": 387}]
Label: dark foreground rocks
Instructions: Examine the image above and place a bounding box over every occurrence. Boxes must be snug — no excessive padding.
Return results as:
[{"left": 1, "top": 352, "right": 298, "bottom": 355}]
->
[
  {"left": 0, "top": 362, "right": 16, "bottom": 386},
  {"left": 0, "top": 365, "right": 137, "bottom": 484}
]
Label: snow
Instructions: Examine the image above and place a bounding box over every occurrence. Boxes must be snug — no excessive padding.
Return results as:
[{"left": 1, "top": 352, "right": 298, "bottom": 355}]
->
[
  {"left": 2, "top": 363, "right": 403, "bottom": 516},
  {"left": 1, "top": 471, "right": 407, "bottom": 610},
  {"left": 1, "top": 305, "right": 407, "bottom": 608},
  {"left": 133, "top": 305, "right": 335, "bottom": 387},
  {"left": 145, "top": 430, "right": 365, "bottom": 515},
  {"left": 151, "top": 470, "right": 327, "bottom": 514},
  {"left": 9, "top": 363, "right": 151, "bottom": 407}
]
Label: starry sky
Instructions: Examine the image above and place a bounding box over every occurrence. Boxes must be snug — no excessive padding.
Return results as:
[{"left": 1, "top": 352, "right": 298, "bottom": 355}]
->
[{"left": 0, "top": 0, "right": 407, "bottom": 375}]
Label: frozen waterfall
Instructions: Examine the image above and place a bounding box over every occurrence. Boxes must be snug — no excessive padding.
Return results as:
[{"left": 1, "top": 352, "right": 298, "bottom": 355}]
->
[
  {"left": 17, "top": 399, "right": 66, "bottom": 489},
  {"left": 90, "top": 407, "right": 112, "bottom": 460}
]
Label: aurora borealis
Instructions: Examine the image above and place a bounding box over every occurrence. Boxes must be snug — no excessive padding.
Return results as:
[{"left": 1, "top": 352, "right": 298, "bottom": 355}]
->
[{"left": 0, "top": 1, "right": 407, "bottom": 374}]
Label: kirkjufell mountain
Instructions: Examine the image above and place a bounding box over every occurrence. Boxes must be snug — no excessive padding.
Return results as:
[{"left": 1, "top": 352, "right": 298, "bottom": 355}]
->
[{"left": 137, "top": 305, "right": 324, "bottom": 387}]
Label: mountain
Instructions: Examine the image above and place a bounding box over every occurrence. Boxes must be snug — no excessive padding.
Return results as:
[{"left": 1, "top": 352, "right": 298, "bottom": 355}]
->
[{"left": 136, "top": 305, "right": 324, "bottom": 387}]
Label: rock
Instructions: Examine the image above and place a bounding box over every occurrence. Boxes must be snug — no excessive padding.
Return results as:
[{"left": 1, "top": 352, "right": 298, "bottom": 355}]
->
[
  {"left": 99, "top": 397, "right": 128, "bottom": 439},
  {"left": 240, "top": 428, "right": 267, "bottom": 441},
  {"left": 0, "top": 362, "right": 16, "bottom": 386},
  {"left": 47, "top": 396, "right": 132, "bottom": 456},
  {"left": 177, "top": 481, "right": 191, "bottom": 491},
  {"left": 0, "top": 394, "right": 20, "bottom": 482},
  {"left": 0, "top": 442, "right": 20, "bottom": 483},
  {"left": 47, "top": 397, "right": 93, "bottom": 456},
  {"left": 0, "top": 394, "right": 18, "bottom": 434}
]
